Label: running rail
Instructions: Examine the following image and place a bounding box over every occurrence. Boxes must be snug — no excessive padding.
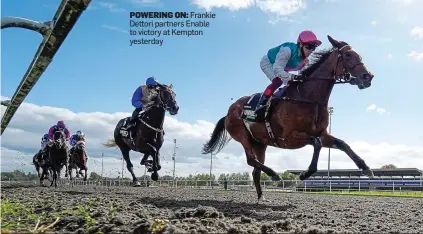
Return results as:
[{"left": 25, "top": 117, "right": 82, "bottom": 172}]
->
[{"left": 0, "top": 0, "right": 92, "bottom": 135}]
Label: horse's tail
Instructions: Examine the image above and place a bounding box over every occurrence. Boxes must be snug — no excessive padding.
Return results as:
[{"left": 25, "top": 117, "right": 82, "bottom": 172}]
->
[
  {"left": 202, "top": 116, "right": 231, "bottom": 155},
  {"left": 102, "top": 139, "right": 118, "bottom": 148}
]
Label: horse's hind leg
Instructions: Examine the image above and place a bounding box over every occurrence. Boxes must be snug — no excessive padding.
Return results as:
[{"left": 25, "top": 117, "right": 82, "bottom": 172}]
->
[
  {"left": 251, "top": 142, "right": 268, "bottom": 201},
  {"left": 321, "top": 132, "right": 374, "bottom": 178},
  {"left": 120, "top": 147, "right": 140, "bottom": 187}
]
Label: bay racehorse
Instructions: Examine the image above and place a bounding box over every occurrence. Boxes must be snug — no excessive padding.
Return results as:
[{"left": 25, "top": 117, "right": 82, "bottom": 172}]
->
[
  {"left": 48, "top": 129, "right": 69, "bottom": 187},
  {"left": 202, "top": 35, "right": 375, "bottom": 201},
  {"left": 68, "top": 136, "right": 88, "bottom": 181},
  {"left": 103, "top": 84, "right": 179, "bottom": 186}
]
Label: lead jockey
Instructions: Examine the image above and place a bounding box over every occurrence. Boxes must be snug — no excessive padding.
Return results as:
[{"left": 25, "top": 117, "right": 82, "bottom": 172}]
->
[
  {"left": 127, "top": 76, "right": 161, "bottom": 130},
  {"left": 255, "top": 30, "right": 322, "bottom": 113},
  {"left": 48, "top": 120, "right": 70, "bottom": 141}
]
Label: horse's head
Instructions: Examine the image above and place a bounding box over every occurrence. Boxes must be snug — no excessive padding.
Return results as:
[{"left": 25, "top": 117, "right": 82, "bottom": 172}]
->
[
  {"left": 156, "top": 83, "right": 179, "bottom": 115},
  {"left": 52, "top": 130, "right": 65, "bottom": 149},
  {"left": 327, "top": 35, "right": 374, "bottom": 90}
]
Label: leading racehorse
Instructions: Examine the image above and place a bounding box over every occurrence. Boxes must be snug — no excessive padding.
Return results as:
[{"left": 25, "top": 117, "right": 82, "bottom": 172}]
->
[
  {"left": 48, "top": 129, "right": 69, "bottom": 187},
  {"left": 103, "top": 84, "right": 179, "bottom": 186},
  {"left": 202, "top": 35, "right": 375, "bottom": 201}
]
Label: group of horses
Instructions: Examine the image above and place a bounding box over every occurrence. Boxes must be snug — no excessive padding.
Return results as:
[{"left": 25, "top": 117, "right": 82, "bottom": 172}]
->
[
  {"left": 99, "top": 35, "right": 376, "bottom": 201},
  {"left": 33, "top": 131, "right": 88, "bottom": 187}
]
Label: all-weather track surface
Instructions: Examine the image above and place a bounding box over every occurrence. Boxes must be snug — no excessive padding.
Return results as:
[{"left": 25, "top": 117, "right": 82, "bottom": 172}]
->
[{"left": 1, "top": 185, "right": 422, "bottom": 234}]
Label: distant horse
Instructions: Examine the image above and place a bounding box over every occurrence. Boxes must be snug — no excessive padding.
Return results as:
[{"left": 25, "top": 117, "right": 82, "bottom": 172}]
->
[
  {"left": 35, "top": 147, "right": 54, "bottom": 185},
  {"left": 48, "top": 129, "right": 69, "bottom": 187},
  {"left": 202, "top": 35, "right": 375, "bottom": 201},
  {"left": 68, "top": 136, "right": 88, "bottom": 181},
  {"left": 103, "top": 84, "right": 179, "bottom": 186},
  {"left": 33, "top": 151, "right": 42, "bottom": 178}
]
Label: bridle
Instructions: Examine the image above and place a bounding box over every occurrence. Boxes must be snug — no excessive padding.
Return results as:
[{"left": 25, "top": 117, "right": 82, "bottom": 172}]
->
[
  {"left": 137, "top": 86, "right": 176, "bottom": 133},
  {"left": 298, "top": 44, "right": 364, "bottom": 84}
]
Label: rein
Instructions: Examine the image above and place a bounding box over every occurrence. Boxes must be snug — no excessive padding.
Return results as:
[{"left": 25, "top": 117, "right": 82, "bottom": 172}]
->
[
  {"left": 279, "top": 44, "right": 363, "bottom": 106},
  {"left": 137, "top": 87, "right": 171, "bottom": 133},
  {"left": 297, "top": 45, "right": 363, "bottom": 84}
]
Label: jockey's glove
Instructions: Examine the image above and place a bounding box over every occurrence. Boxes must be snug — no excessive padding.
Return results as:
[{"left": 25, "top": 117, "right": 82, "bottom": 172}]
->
[{"left": 289, "top": 74, "right": 304, "bottom": 81}]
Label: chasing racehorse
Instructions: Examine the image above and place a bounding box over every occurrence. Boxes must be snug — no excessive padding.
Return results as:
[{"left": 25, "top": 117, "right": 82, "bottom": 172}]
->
[
  {"left": 48, "top": 129, "right": 69, "bottom": 187},
  {"left": 33, "top": 150, "right": 52, "bottom": 183},
  {"left": 202, "top": 35, "right": 375, "bottom": 201},
  {"left": 68, "top": 135, "right": 88, "bottom": 181},
  {"left": 33, "top": 151, "right": 43, "bottom": 178},
  {"left": 103, "top": 83, "right": 179, "bottom": 186}
]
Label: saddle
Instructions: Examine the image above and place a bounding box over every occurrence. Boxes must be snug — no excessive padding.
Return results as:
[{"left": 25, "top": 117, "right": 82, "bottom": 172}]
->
[
  {"left": 240, "top": 86, "right": 288, "bottom": 147},
  {"left": 241, "top": 86, "right": 287, "bottom": 122},
  {"left": 119, "top": 111, "right": 147, "bottom": 142}
]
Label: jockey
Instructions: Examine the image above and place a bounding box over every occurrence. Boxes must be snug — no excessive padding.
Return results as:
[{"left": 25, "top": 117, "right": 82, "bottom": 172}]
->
[
  {"left": 38, "top": 133, "right": 50, "bottom": 163},
  {"left": 127, "top": 76, "right": 161, "bottom": 129},
  {"left": 69, "top": 130, "right": 85, "bottom": 155},
  {"left": 255, "top": 30, "right": 322, "bottom": 113},
  {"left": 48, "top": 120, "right": 70, "bottom": 141}
]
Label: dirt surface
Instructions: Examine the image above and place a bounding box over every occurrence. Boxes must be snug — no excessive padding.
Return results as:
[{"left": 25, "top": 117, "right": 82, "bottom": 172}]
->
[{"left": 1, "top": 185, "right": 422, "bottom": 234}]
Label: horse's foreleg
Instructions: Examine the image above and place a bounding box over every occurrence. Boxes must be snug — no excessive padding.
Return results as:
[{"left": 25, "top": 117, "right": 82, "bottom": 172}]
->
[
  {"left": 156, "top": 151, "right": 162, "bottom": 171},
  {"left": 69, "top": 166, "right": 74, "bottom": 181},
  {"left": 299, "top": 136, "right": 323, "bottom": 180},
  {"left": 150, "top": 151, "right": 159, "bottom": 181},
  {"left": 83, "top": 167, "right": 88, "bottom": 181},
  {"left": 321, "top": 132, "right": 374, "bottom": 178}
]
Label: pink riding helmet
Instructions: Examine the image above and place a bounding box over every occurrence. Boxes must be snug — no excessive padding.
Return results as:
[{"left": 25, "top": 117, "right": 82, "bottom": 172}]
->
[
  {"left": 297, "top": 30, "right": 322, "bottom": 46},
  {"left": 57, "top": 120, "right": 65, "bottom": 127}
]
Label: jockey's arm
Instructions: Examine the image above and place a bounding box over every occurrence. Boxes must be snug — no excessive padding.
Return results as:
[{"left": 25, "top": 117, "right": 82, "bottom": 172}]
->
[
  {"left": 131, "top": 86, "right": 144, "bottom": 109},
  {"left": 48, "top": 127, "right": 54, "bottom": 140},
  {"left": 273, "top": 47, "right": 294, "bottom": 83},
  {"left": 64, "top": 129, "right": 70, "bottom": 140}
]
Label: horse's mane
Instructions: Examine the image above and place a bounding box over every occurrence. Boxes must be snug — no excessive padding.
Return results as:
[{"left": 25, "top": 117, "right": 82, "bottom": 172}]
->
[{"left": 299, "top": 47, "right": 335, "bottom": 78}]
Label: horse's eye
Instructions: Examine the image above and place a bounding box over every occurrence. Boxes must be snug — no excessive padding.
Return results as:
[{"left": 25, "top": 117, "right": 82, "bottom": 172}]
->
[{"left": 345, "top": 52, "right": 351, "bottom": 58}]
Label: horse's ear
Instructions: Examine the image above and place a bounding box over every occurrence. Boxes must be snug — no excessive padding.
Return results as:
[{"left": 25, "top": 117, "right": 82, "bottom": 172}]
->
[
  {"left": 327, "top": 35, "right": 341, "bottom": 48},
  {"left": 169, "top": 84, "right": 173, "bottom": 89}
]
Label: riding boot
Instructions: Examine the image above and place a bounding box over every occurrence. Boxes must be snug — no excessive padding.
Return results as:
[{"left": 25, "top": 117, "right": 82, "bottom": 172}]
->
[
  {"left": 128, "top": 108, "right": 141, "bottom": 128},
  {"left": 255, "top": 93, "right": 271, "bottom": 112}
]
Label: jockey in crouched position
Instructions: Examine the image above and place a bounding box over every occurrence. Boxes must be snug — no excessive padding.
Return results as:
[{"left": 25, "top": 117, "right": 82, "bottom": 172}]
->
[
  {"left": 126, "top": 77, "right": 161, "bottom": 137},
  {"left": 37, "top": 133, "right": 50, "bottom": 165},
  {"left": 48, "top": 120, "right": 70, "bottom": 145},
  {"left": 255, "top": 30, "right": 322, "bottom": 113},
  {"left": 69, "top": 130, "right": 86, "bottom": 156}
]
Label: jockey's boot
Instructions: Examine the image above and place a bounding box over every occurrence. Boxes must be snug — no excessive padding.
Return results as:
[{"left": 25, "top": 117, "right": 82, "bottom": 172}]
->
[{"left": 255, "top": 93, "right": 271, "bottom": 113}]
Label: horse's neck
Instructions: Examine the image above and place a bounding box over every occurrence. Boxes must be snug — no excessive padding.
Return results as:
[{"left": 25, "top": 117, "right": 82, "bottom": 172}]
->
[
  {"left": 297, "top": 53, "right": 337, "bottom": 105},
  {"left": 145, "top": 106, "right": 165, "bottom": 129}
]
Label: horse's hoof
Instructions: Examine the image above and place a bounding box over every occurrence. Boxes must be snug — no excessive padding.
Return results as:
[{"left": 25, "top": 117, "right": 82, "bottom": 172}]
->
[
  {"left": 362, "top": 168, "right": 374, "bottom": 178},
  {"left": 151, "top": 172, "right": 159, "bottom": 181},
  {"left": 271, "top": 174, "right": 282, "bottom": 181},
  {"left": 299, "top": 171, "right": 307, "bottom": 181},
  {"left": 133, "top": 181, "right": 141, "bottom": 187}
]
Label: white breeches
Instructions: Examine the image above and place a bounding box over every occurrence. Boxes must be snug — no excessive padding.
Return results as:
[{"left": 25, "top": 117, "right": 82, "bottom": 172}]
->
[
  {"left": 260, "top": 55, "right": 290, "bottom": 87},
  {"left": 260, "top": 55, "right": 276, "bottom": 81}
]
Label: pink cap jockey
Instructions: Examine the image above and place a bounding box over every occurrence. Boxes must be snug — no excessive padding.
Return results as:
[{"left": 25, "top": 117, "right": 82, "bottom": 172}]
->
[
  {"left": 48, "top": 120, "right": 70, "bottom": 140},
  {"left": 297, "top": 30, "right": 322, "bottom": 46}
]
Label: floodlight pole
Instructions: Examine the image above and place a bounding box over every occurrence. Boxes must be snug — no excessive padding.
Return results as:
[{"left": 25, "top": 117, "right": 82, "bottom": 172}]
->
[{"left": 328, "top": 107, "right": 334, "bottom": 180}]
